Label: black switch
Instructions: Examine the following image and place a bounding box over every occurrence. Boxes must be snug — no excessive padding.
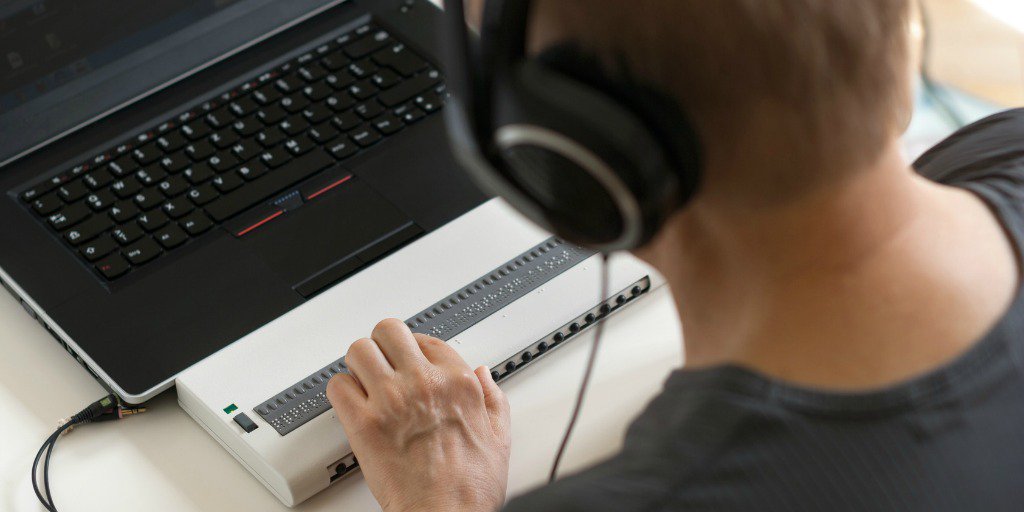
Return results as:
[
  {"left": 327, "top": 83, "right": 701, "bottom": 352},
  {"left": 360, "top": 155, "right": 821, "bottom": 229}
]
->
[{"left": 234, "top": 412, "right": 259, "bottom": 433}]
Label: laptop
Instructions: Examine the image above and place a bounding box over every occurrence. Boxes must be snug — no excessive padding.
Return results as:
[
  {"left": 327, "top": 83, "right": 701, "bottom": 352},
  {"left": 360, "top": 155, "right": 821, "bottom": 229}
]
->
[{"left": 1, "top": 0, "right": 657, "bottom": 505}]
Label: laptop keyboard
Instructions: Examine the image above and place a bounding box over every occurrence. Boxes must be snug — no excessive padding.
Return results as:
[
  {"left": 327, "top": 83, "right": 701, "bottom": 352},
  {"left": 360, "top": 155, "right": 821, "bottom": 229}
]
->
[{"left": 18, "top": 22, "right": 445, "bottom": 282}]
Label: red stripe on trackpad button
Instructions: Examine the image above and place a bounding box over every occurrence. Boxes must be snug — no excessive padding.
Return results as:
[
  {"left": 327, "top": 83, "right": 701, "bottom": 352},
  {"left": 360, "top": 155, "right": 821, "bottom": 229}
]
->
[{"left": 232, "top": 209, "right": 285, "bottom": 237}]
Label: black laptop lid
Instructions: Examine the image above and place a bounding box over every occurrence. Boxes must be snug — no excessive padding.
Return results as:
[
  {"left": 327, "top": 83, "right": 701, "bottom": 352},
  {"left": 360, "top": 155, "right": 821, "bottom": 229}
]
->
[{"left": 0, "top": 0, "right": 339, "bottom": 168}]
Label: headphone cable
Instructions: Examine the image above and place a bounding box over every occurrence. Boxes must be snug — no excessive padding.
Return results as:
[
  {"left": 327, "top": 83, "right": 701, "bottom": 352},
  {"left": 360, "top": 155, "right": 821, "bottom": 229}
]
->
[{"left": 549, "top": 252, "right": 611, "bottom": 483}]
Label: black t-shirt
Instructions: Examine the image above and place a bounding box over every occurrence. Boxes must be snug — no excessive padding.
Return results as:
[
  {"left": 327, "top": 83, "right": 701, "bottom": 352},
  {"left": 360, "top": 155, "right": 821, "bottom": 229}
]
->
[{"left": 505, "top": 109, "right": 1024, "bottom": 512}]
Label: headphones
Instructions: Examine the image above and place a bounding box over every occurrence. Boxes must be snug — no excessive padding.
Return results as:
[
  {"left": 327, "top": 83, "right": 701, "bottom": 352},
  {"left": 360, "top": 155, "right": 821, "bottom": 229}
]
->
[{"left": 442, "top": 0, "right": 704, "bottom": 251}]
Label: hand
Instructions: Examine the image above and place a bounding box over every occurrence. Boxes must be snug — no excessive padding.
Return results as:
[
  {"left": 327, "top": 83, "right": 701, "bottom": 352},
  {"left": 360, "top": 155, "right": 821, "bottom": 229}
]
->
[{"left": 327, "top": 319, "right": 511, "bottom": 512}]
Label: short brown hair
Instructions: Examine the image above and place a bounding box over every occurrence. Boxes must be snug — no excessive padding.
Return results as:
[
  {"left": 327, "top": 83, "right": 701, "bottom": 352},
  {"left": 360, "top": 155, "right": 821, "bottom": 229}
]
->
[{"left": 530, "top": 0, "right": 914, "bottom": 198}]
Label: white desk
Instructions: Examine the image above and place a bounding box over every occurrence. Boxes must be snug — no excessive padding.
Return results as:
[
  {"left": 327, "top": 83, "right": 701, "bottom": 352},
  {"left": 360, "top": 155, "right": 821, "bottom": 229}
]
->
[{"left": 0, "top": 273, "right": 684, "bottom": 512}]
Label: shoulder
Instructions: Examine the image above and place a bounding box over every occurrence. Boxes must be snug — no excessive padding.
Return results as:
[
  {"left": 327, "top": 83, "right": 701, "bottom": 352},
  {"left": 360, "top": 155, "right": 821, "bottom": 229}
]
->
[{"left": 914, "top": 108, "right": 1024, "bottom": 183}]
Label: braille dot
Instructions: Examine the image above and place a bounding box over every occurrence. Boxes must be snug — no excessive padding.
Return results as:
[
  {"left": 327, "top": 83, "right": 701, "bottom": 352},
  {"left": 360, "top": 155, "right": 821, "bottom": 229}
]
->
[
  {"left": 537, "top": 342, "right": 549, "bottom": 352},
  {"left": 505, "top": 361, "right": 517, "bottom": 372}
]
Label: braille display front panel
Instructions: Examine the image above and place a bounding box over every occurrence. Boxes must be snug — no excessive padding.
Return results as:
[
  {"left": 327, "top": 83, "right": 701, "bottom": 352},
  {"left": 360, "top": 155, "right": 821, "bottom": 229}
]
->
[{"left": 254, "top": 237, "right": 593, "bottom": 435}]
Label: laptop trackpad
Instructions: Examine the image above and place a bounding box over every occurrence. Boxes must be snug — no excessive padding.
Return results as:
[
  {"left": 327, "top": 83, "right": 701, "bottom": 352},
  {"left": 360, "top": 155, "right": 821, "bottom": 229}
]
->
[{"left": 241, "top": 177, "right": 418, "bottom": 293}]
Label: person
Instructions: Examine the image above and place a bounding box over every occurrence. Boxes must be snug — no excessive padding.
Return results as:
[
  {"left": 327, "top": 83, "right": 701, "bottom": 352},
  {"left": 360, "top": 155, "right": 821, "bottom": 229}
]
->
[{"left": 326, "top": 0, "right": 1024, "bottom": 510}]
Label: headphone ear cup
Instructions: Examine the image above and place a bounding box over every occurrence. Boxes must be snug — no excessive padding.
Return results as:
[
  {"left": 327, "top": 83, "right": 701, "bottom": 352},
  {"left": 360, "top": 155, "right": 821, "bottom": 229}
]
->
[{"left": 490, "top": 60, "right": 683, "bottom": 249}]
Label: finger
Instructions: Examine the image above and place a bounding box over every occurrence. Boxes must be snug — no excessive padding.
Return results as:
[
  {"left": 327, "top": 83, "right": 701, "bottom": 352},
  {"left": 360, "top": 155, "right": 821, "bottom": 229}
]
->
[
  {"left": 370, "top": 319, "right": 429, "bottom": 370},
  {"left": 326, "top": 373, "right": 366, "bottom": 413},
  {"left": 475, "top": 366, "right": 512, "bottom": 445},
  {"left": 413, "top": 333, "right": 470, "bottom": 368},
  {"left": 344, "top": 338, "right": 394, "bottom": 392}
]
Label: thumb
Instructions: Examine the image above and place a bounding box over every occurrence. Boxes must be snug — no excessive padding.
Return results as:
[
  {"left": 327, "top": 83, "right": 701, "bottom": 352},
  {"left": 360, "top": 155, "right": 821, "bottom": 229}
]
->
[{"left": 475, "top": 366, "right": 511, "bottom": 443}]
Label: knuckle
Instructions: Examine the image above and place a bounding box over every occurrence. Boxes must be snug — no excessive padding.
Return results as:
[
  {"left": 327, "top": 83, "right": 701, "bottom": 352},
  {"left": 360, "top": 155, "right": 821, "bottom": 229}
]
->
[
  {"left": 347, "top": 338, "right": 376, "bottom": 360},
  {"left": 372, "top": 318, "right": 408, "bottom": 339}
]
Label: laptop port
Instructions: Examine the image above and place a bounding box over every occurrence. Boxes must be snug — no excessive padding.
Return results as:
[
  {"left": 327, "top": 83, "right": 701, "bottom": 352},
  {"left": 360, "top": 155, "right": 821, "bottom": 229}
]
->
[{"left": 329, "top": 454, "right": 359, "bottom": 483}]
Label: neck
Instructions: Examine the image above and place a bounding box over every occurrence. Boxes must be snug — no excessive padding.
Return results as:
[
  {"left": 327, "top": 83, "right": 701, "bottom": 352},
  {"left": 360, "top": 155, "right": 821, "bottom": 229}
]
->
[{"left": 644, "top": 139, "right": 1017, "bottom": 389}]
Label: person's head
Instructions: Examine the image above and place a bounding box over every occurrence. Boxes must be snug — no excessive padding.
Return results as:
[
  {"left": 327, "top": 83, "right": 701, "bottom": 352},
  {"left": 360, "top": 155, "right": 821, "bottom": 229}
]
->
[{"left": 522, "top": 0, "right": 916, "bottom": 210}]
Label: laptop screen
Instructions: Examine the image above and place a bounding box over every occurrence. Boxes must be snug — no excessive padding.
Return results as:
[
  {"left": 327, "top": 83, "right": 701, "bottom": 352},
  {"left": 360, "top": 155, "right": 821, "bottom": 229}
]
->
[{"left": 0, "top": 0, "right": 338, "bottom": 168}]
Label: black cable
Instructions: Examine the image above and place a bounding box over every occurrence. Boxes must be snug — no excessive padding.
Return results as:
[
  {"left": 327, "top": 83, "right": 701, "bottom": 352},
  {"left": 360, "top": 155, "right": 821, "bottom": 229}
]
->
[
  {"left": 550, "top": 252, "right": 611, "bottom": 483},
  {"left": 31, "top": 395, "right": 147, "bottom": 512},
  {"left": 917, "top": 0, "right": 967, "bottom": 128}
]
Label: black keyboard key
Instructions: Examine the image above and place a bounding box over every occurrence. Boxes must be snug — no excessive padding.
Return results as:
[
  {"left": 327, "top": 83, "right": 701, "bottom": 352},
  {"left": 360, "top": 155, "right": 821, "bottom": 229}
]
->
[
  {"left": 205, "top": 149, "right": 333, "bottom": 222},
  {"left": 154, "top": 224, "right": 189, "bottom": 250},
  {"left": 31, "top": 194, "right": 63, "bottom": 216},
  {"left": 185, "top": 140, "right": 216, "bottom": 161},
  {"left": 284, "top": 136, "right": 316, "bottom": 156},
  {"left": 236, "top": 161, "right": 269, "bottom": 181},
  {"left": 253, "top": 84, "right": 283, "bottom": 105},
  {"left": 22, "top": 182, "right": 54, "bottom": 203},
  {"left": 48, "top": 202, "right": 90, "bottom": 230},
  {"left": 162, "top": 196, "right": 195, "bottom": 219},
  {"left": 327, "top": 139, "right": 358, "bottom": 160},
  {"left": 81, "top": 235, "right": 118, "bottom": 262},
  {"left": 349, "top": 124, "right": 383, "bottom": 147},
  {"left": 280, "top": 116, "right": 310, "bottom": 136},
  {"left": 354, "top": 101, "right": 384, "bottom": 120},
  {"left": 205, "top": 107, "right": 233, "bottom": 129},
  {"left": 231, "top": 139, "right": 262, "bottom": 162},
  {"left": 132, "top": 143, "right": 162, "bottom": 165},
  {"left": 183, "top": 163, "right": 216, "bottom": 185},
  {"left": 208, "top": 154, "right": 240, "bottom": 173},
  {"left": 182, "top": 119, "right": 212, "bottom": 140},
  {"left": 188, "top": 184, "right": 219, "bottom": 206},
  {"left": 137, "top": 209, "right": 170, "bottom": 232},
  {"left": 111, "top": 177, "right": 142, "bottom": 199},
  {"left": 83, "top": 168, "right": 114, "bottom": 190},
  {"left": 112, "top": 223, "right": 145, "bottom": 245},
  {"left": 214, "top": 171, "right": 246, "bottom": 191},
  {"left": 158, "top": 175, "right": 190, "bottom": 197},
  {"left": 57, "top": 180, "right": 89, "bottom": 202},
  {"left": 157, "top": 131, "right": 188, "bottom": 152},
  {"left": 134, "top": 188, "right": 164, "bottom": 211},
  {"left": 326, "top": 93, "right": 356, "bottom": 112},
  {"left": 135, "top": 166, "right": 168, "bottom": 187},
  {"left": 373, "top": 44, "right": 428, "bottom": 77},
  {"left": 257, "top": 105, "right": 287, "bottom": 125},
  {"left": 229, "top": 96, "right": 258, "bottom": 117},
  {"left": 64, "top": 215, "right": 109, "bottom": 246},
  {"left": 260, "top": 147, "right": 293, "bottom": 168},
  {"left": 332, "top": 111, "right": 362, "bottom": 132},
  {"left": 180, "top": 211, "right": 213, "bottom": 236},
  {"left": 303, "top": 103, "right": 333, "bottom": 124},
  {"left": 348, "top": 59, "right": 378, "bottom": 79},
  {"left": 309, "top": 123, "right": 340, "bottom": 144},
  {"left": 399, "top": 105, "right": 425, "bottom": 124},
  {"left": 123, "top": 237, "right": 162, "bottom": 266},
  {"left": 303, "top": 82, "right": 333, "bottom": 102},
  {"left": 257, "top": 126, "right": 286, "bottom": 148},
  {"left": 210, "top": 129, "right": 240, "bottom": 149},
  {"left": 374, "top": 114, "right": 404, "bottom": 135},
  {"left": 378, "top": 69, "right": 442, "bottom": 107},
  {"left": 108, "top": 155, "right": 137, "bottom": 177},
  {"left": 415, "top": 90, "right": 445, "bottom": 113},
  {"left": 85, "top": 190, "right": 116, "bottom": 212},
  {"left": 321, "top": 51, "right": 350, "bottom": 71},
  {"left": 348, "top": 79, "right": 378, "bottom": 100},
  {"left": 371, "top": 69, "right": 402, "bottom": 89},
  {"left": 280, "top": 94, "right": 310, "bottom": 114},
  {"left": 109, "top": 201, "right": 140, "bottom": 224},
  {"left": 95, "top": 254, "right": 130, "bottom": 280},
  {"left": 275, "top": 73, "right": 305, "bottom": 94},
  {"left": 233, "top": 116, "right": 262, "bottom": 137},
  {"left": 344, "top": 29, "right": 393, "bottom": 59},
  {"left": 325, "top": 71, "right": 357, "bottom": 90},
  {"left": 298, "top": 63, "right": 327, "bottom": 83},
  {"left": 159, "top": 152, "right": 191, "bottom": 174}
]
